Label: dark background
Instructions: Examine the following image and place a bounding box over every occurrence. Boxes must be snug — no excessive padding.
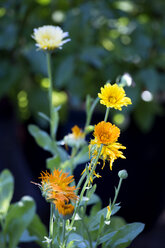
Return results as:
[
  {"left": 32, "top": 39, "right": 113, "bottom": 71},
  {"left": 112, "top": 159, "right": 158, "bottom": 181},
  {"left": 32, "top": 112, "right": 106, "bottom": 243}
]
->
[{"left": 0, "top": 0, "right": 165, "bottom": 247}]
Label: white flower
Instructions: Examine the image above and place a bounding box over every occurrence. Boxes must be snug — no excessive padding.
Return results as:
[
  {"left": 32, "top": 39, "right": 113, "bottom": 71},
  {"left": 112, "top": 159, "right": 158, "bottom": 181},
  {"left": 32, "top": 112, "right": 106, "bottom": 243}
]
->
[{"left": 32, "top": 25, "right": 70, "bottom": 50}]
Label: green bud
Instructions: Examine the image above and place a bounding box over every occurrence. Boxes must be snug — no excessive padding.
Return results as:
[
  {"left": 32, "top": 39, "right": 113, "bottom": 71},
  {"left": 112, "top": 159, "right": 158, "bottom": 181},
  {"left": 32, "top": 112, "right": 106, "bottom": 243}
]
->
[
  {"left": 118, "top": 169, "right": 128, "bottom": 179},
  {"left": 84, "top": 125, "right": 94, "bottom": 134}
]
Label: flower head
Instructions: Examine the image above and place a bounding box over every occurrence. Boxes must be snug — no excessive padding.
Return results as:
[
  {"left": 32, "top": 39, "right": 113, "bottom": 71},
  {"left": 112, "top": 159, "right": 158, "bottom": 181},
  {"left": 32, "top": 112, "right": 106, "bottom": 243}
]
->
[
  {"left": 89, "top": 121, "right": 126, "bottom": 170},
  {"left": 32, "top": 25, "right": 70, "bottom": 50},
  {"left": 39, "top": 169, "right": 78, "bottom": 204},
  {"left": 94, "top": 121, "right": 120, "bottom": 145},
  {"left": 64, "top": 125, "right": 85, "bottom": 148},
  {"left": 72, "top": 125, "right": 84, "bottom": 139},
  {"left": 55, "top": 201, "right": 75, "bottom": 219},
  {"left": 98, "top": 83, "right": 132, "bottom": 110}
]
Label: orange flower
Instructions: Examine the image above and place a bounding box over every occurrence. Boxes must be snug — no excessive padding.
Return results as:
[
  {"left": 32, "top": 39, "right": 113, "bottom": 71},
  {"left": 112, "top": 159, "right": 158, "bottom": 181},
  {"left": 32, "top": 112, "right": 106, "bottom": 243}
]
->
[
  {"left": 94, "top": 121, "right": 120, "bottom": 145},
  {"left": 55, "top": 201, "right": 75, "bottom": 218},
  {"left": 39, "top": 169, "right": 78, "bottom": 205},
  {"left": 89, "top": 121, "right": 126, "bottom": 170}
]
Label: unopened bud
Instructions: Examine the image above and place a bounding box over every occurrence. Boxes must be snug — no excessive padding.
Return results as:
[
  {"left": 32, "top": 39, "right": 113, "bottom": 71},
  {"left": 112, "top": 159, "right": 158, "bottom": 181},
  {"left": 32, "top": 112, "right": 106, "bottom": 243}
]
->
[
  {"left": 118, "top": 169, "right": 128, "bottom": 179},
  {"left": 84, "top": 125, "right": 94, "bottom": 134}
]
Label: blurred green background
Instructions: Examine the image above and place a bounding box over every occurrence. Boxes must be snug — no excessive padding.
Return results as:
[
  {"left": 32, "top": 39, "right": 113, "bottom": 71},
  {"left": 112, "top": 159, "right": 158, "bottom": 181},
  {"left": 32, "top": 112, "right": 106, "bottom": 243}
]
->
[{"left": 0, "top": 0, "right": 165, "bottom": 131}]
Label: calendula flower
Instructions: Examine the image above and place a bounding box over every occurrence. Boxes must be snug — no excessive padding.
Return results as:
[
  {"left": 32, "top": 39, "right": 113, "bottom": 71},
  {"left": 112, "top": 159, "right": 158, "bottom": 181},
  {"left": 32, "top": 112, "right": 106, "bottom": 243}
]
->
[
  {"left": 64, "top": 125, "right": 86, "bottom": 148},
  {"left": 39, "top": 169, "right": 78, "bottom": 204},
  {"left": 32, "top": 25, "right": 70, "bottom": 50},
  {"left": 89, "top": 121, "right": 126, "bottom": 170},
  {"left": 94, "top": 121, "right": 120, "bottom": 145},
  {"left": 98, "top": 83, "right": 132, "bottom": 110},
  {"left": 55, "top": 201, "right": 75, "bottom": 219}
]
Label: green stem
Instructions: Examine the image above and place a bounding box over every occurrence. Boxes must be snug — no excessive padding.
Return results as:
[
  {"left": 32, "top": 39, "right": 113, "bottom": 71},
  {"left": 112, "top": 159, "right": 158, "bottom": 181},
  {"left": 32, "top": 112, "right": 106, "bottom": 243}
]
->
[
  {"left": 104, "top": 107, "right": 110, "bottom": 122},
  {"left": 85, "top": 97, "right": 99, "bottom": 129},
  {"left": 48, "top": 203, "right": 54, "bottom": 248},
  {"left": 62, "top": 219, "right": 66, "bottom": 247},
  {"left": 46, "top": 52, "right": 59, "bottom": 155},
  {"left": 111, "top": 178, "right": 123, "bottom": 209},
  {"left": 70, "top": 144, "right": 103, "bottom": 229},
  {"left": 1, "top": 218, "right": 7, "bottom": 248},
  {"left": 46, "top": 52, "right": 54, "bottom": 139},
  {"left": 75, "top": 172, "right": 86, "bottom": 194}
]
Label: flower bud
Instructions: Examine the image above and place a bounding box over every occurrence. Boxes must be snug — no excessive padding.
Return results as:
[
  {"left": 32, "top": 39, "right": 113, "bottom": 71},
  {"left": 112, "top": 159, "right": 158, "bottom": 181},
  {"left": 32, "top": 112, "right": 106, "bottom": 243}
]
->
[
  {"left": 118, "top": 169, "right": 128, "bottom": 179},
  {"left": 84, "top": 125, "right": 94, "bottom": 134}
]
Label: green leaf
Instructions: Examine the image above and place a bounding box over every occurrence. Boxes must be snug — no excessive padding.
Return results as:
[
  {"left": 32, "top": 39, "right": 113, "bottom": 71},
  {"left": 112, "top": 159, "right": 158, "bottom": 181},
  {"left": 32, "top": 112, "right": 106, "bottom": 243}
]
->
[
  {"left": 4, "top": 196, "right": 36, "bottom": 248},
  {"left": 0, "top": 232, "right": 5, "bottom": 248},
  {"left": 0, "top": 169, "right": 14, "bottom": 218},
  {"left": 28, "top": 124, "right": 54, "bottom": 154},
  {"left": 57, "top": 146, "right": 69, "bottom": 162},
  {"left": 20, "top": 230, "right": 37, "bottom": 242},
  {"left": 73, "top": 145, "right": 89, "bottom": 169},
  {"left": 87, "top": 193, "right": 100, "bottom": 206},
  {"left": 46, "top": 155, "right": 61, "bottom": 171},
  {"left": 110, "top": 216, "right": 126, "bottom": 229},
  {"left": 89, "top": 204, "right": 121, "bottom": 231},
  {"left": 99, "top": 222, "right": 145, "bottom": 247},
  {"left": 27, "top": 214, "right": 48, "bottom": 248}
]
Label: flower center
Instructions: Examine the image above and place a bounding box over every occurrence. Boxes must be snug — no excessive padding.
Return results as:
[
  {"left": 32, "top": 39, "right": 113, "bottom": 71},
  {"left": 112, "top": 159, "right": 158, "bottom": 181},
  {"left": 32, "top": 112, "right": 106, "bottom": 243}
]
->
[
  {"left": 108, "top": 96, "right": 117, "bottom": 104},
  {"left": 100, "top": 132, "right": 110, "bottom": 143}
]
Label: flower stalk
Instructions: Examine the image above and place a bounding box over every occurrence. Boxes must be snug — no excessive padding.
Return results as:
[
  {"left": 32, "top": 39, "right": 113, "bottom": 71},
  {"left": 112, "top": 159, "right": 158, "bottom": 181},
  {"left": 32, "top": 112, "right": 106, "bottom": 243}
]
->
[{"left": 48, "top": 203, "right": 54, "bottom": 248}]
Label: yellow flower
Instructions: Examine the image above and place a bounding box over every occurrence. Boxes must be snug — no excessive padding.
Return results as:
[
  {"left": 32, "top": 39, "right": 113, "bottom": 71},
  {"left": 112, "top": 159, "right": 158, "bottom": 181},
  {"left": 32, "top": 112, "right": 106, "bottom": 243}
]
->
[
  {"left": 72, "top": 125, "right": 84, "bottom": 139},
  {"left": 89, "top": 121, "right": 126, "bottom": 170},
  {"left": 94, "top": 121, "right": 120, "bottom": 145},
  {"left": 98, "top": 83, "right": 132, "bottom": 110},
  {"left": 32, "top": 25, "right": 70, "bottom": 50},
  {"left": 39, "top": 169, "right": 78, "bottom": 205}
]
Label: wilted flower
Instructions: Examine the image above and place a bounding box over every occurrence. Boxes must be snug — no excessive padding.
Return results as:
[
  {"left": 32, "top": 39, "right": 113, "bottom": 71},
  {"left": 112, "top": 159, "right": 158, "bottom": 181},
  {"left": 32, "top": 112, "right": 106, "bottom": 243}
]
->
[
  {"left": 64, "top": 125, "right": 86, "bottom": 148},
  {"left": 32, "top": 25, "right": 70, "bottom": 50},
  {"left": 98, "top": 83, "right": 132, "bottom": 110},
  {"left": 89, "top": 121, "right": 126, "bottom": 170}
]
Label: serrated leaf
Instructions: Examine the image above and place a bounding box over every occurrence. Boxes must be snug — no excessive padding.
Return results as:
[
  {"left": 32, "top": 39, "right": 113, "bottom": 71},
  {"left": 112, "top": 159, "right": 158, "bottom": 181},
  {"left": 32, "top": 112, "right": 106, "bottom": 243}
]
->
[
  {"left": 4, "top": 196, "right": 36, "bottom": 248},
  {"left": 0, "top": 169, "right": 14, "bottom": 218}
]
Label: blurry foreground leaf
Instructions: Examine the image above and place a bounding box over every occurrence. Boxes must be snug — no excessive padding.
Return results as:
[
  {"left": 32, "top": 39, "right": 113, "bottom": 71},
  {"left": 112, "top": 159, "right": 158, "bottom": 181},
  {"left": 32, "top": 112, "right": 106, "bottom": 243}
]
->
[
  {"left": 0, "top": 170, "right": 14, "bottom": 218},
  {"left": 4, "top": 196, "right": 36, "bottom": 248}
]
